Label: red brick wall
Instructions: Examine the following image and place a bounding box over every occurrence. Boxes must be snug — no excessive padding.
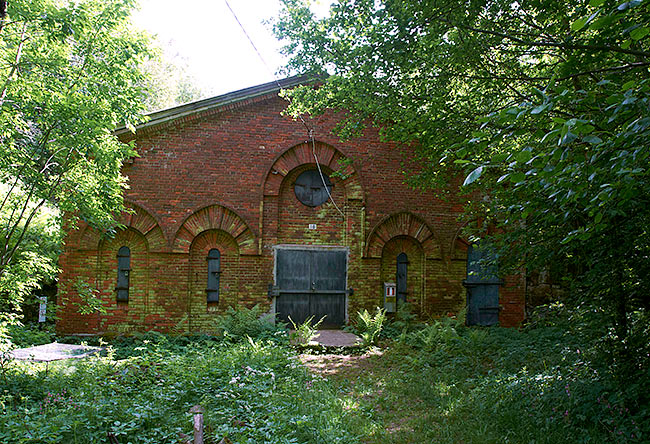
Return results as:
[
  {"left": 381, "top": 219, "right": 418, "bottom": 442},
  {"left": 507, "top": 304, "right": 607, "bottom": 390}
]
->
[{"left": 56, "top": 92, "right": 525, "bottom": 334}]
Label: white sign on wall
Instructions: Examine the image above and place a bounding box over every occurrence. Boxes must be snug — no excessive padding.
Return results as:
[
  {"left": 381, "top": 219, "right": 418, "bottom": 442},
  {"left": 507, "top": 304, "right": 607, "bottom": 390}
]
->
[
  {"left": 383, "top": 282, "right": 397, "bottom": 313},
  {"left": 38, "top": 296, "right": 47, "bottom": 323}
]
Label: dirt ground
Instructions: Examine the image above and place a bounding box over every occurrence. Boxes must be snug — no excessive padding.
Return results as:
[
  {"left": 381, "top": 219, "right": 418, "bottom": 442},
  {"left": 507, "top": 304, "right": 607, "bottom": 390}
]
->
[
  {"left": 298, "top": 348, "right": 383, "bottom": 377},
  {"left": 298, "top": 348, "right": 429, "bottom": 444}
]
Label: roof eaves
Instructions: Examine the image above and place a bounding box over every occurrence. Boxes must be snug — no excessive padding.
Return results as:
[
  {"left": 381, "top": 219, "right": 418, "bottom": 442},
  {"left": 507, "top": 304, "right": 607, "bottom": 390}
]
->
[{"left": 115, "top": 75, "right": 312, "bottom": 136}]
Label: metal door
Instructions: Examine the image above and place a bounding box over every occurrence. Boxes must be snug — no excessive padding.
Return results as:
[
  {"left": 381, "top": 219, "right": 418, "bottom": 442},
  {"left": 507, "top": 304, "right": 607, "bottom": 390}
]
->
[
  {"left": 275, "top": 249, "right": 347, "bottom": 327},
  {"left": 464, "top": 243, "right": 501, "bottom": 326},
  {"left": 396, "top": 252, "right": 408, "bottom": 304}
]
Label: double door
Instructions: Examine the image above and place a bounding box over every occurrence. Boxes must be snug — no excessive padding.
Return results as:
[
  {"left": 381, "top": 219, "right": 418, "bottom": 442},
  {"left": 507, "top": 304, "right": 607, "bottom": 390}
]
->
[{"left": 275, "top": 248, "right": 347, "bottom": 327}]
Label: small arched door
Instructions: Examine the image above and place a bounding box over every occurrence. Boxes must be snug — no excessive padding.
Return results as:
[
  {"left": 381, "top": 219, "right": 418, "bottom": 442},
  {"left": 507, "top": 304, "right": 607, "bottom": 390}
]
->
[{"left": 396, "top": 252, "right": 408, "bottom": 305}]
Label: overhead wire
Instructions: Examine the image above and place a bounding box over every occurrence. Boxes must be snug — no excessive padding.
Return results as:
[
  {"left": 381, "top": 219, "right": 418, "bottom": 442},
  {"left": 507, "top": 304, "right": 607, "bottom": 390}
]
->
[{"left": 223, "top": 0, "right": 345, "bottom": 219}]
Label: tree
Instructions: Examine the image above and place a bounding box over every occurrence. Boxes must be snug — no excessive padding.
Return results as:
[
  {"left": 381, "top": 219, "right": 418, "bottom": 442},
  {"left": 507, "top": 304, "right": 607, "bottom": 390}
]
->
[
  {"left": 274, "top": 0, "right": 649, "bottom": 372},
  {"left": 0, "top": 0, "right": 152, "bottom": 320},
  {"left": 140, "top": 41, "right": 203, "bottom": 112}
]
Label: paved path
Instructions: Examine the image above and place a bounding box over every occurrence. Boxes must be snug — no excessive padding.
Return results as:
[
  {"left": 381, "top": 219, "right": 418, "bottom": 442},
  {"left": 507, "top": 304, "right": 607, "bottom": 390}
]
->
[
  {"left": 310, "top": 329, "right": 361, "bottom": 347},
  {"left": 10, "top": 343, "right": 103, "bottom": 362}
]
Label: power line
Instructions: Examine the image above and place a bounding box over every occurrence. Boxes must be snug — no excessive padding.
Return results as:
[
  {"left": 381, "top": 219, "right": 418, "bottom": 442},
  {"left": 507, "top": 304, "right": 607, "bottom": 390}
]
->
[{"left": 223, "top": 0, "right": 345, "bottom": 219}]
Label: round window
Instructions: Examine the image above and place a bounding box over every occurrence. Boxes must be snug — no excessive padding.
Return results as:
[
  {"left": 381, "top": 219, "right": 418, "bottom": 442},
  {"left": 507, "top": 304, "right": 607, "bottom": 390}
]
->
[{"left": 294, "top": 169, "right": 333, "bottom": 207}]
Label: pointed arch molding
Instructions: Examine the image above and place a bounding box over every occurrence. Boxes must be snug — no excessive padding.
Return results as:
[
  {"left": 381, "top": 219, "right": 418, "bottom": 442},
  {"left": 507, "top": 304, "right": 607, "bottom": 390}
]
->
[
  {"left": 262, "top": 141, "right": 363, "bottom": 200},
  {"left": 172, "top": 205, "right": 257, "bottom": 255},
  {"left": 365, "top": 212, "right": 441, "bottom": 259},
  {"left": 77, "top": 202, "right": 166, "bottom": 252}
]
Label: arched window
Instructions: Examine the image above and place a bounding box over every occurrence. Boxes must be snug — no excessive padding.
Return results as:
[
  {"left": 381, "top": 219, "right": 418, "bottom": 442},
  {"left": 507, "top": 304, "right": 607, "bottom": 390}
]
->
[
  {"left": 206, "top": 248, "right": 221, "bottom": 302},
  {"left": 116, "top": 246, "right": 130, "bottom": 302},
  {"left": 396, "top": 252, "right": 408, "bottom": 304}
]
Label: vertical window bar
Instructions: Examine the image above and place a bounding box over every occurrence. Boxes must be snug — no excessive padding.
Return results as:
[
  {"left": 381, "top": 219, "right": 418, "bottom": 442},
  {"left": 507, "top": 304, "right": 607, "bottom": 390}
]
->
[
  {"left": 116, "top": 246, "right": 130, "bottom": 302},
  {"left": 206, "top": 248, "right": 221, "bottom": 303},
  {"left": 396, "top": 252, "right": 408, "bottom": 304}
]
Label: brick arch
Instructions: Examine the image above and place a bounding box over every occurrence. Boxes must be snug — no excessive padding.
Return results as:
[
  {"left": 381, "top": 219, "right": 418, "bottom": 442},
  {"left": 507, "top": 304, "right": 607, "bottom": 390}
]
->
[
  {"left": 98, "top": 226, "right": 149, "bottom": 251},
  {"left": 451, "top": 234, "right": 471, "bottom": 261},
  {"left": 189, "top": 229, "right": 240, "bottom": 254},
  {"left": 262, "top": 140, "right": 364, "bottom": 200},
  {"left": 172, "top": 205, "right": 256, "bottom": 255},
  {"left": 449, "top": 219, "right": 475, "bottom": 261},
  {"left": 365, "top": 212, "right": 441, "bottom": 259},
  {"left": 77, "top": 202, "right": 166, "bottom": 252},
  {"left": 380, "top": 235, "right": 425, "bottom": 311}
]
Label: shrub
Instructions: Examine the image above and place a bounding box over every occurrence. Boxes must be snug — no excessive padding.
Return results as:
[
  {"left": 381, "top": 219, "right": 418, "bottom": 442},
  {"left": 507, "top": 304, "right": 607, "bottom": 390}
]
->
[
  {"left": 213, "top": 304, "right": 285, "bottom": 342},
  {"left": 2, "top": 322, "right": 55, "bottom": 350}
]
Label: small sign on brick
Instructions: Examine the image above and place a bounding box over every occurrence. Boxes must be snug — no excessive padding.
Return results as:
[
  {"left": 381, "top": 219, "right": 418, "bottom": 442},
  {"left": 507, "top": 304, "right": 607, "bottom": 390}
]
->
[
  {"left": 38, "top": 296, "right": 47, "bottom": 323},
  {"left": 308, "top": 224, "right": 317, "bottom": 230}
]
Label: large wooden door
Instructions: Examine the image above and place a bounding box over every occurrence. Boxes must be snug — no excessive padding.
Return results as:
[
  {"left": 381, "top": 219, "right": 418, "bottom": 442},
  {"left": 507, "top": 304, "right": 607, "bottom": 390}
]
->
[{"left": 275, "top": 249, "right": 347, "bottom": 327}]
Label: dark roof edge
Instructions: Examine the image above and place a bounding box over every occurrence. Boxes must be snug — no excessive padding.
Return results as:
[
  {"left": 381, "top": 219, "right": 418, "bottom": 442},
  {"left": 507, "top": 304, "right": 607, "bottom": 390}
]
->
[{"left": 115, "top": 75, "right": 313, "bottom": 136}]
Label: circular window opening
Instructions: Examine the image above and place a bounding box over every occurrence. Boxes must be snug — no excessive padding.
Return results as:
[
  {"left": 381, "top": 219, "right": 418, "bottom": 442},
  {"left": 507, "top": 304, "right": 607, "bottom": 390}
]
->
[{"left": 294, "top": 169, "right": 333, "bottom": 207}]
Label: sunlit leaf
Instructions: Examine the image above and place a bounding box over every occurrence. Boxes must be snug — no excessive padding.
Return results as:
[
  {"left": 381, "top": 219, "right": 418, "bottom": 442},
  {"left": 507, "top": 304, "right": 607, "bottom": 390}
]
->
[{"left": 463, "top": 166, "right": 483, "bottom": 186}]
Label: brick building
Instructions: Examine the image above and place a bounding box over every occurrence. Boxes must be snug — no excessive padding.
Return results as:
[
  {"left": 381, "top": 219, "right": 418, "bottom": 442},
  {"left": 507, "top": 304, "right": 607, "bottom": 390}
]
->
[{"left": 56, "top": 77, "right": 525, "bottom": 334}]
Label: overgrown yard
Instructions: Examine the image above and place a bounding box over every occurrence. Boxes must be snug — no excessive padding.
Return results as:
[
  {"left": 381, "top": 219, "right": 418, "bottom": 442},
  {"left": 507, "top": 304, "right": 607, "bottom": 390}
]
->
[
  {"left": 305, "top": 326, "right": 647, "bottom": 444},
  {"left": 1, "top": 315, "right": 648, "bottom": 444}
]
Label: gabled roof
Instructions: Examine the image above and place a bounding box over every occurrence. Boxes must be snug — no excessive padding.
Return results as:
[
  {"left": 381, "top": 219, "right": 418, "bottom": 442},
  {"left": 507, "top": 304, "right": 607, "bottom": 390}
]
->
[{"left": 115, "top": 75, "right": 311, "bottom": 137}]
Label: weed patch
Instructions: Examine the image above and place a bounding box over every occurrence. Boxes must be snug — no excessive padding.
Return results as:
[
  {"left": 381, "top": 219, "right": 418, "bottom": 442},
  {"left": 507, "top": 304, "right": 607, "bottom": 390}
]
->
[
  {"left": 0, "top": 338, "right": 361, "bottom": 444},
  {"left": 319, "top": 320, "right": 648, "bottom": 444}
]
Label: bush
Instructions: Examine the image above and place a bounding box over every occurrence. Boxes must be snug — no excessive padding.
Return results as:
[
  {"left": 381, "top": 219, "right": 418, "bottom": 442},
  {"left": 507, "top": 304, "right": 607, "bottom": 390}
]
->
[
  {"left": 1, "top": 322, "right": 55, "bottom": 350},
  {"left": 214, "top": 304, "right": 286, "bottom": 342}
]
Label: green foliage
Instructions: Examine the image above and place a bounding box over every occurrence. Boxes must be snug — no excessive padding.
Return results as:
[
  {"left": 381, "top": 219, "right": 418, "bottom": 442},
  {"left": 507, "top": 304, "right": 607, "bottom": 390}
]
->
[
  {"left": 378, "top": 303, "right": 418, "bottom": 340},
  {"left": 72, "top": 278, "right": 106, "bottom": 315},
  {"left": 1, "top": 323, "right": 648, "bottom": 443},
  {"left": 140, "top": 41, "right": 203, "bottom": 112},
  {"left": 289, "top": 314, "right": 325, "bottom": 345},
  {"left": 213, "top": 305, "right": 285, "bottom": 342},
  {"left": 0, "top": 338, "right": 362, "bottom": 443},
  {"left": 0, "top": 0, "right": 153, "bottom": 320},
  {"left": 0, "top": 322, "right": 55, "bottom": 351},
  {"left": 329, "top": 319, "right": 648, "bottom": 443},
  {"left": 354, "top": 307, "right": 386, "bottom": 347},
  {"left": 0, "top": 204, "right": 60, "bottom": 322},
  {"left": 275, "top": 0, "right": 650, "bottom": 382}
]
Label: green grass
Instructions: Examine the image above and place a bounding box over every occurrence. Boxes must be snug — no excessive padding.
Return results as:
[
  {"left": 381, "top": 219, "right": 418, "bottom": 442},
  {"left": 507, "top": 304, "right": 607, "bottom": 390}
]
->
[
  {"left": 1, "top": 319, "right": 647, "bottom": 443},
  {"left": 324, "top": 320, "right": 648, "bottom": 444}
]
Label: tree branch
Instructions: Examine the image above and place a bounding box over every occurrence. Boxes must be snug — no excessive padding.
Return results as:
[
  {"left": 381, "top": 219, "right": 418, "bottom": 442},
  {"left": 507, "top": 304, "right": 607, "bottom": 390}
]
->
[
  {"left": 0, "top": 21, "right": 27, "bottom": 108},
  {"left": 443, "top": 19, "right": 650, "bottom": 58},
  {"left": 0, "top": 0, "right": 7, "bottom": 35},
  {"left": 2, "top": 145, "right": 76, "bottom": 268}
]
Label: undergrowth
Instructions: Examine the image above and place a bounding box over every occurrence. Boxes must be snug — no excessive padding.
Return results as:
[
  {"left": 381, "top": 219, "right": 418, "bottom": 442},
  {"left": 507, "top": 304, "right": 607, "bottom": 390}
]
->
[
  {"left": 0, "top": 337, "right": 361, "bottom": 444},
  {"left": 2, "top": 304, "right": 647, "bottom": 443},
  {"left": 1, "top": 322, "right": 56, "bottom": 350},
  {"left": 333, "top": 313, "right": 649, "bottom": 444}
]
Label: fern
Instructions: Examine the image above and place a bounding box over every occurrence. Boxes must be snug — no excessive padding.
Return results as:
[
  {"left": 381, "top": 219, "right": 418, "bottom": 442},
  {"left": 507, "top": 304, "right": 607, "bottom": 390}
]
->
[{"left": 356, "top": 307, "right": 386, "bottom": 347}]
